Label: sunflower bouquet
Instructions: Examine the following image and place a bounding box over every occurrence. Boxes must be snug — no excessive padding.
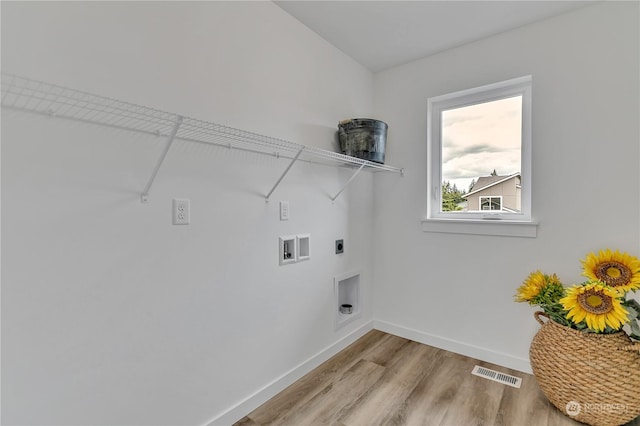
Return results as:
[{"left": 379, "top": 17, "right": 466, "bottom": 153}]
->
[{"left": 516, "top": 249, "right": 640, "bottom": 338}]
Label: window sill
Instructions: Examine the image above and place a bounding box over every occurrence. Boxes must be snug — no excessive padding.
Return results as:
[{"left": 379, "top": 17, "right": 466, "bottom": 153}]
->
[{"left": 421, "top": 218, "right": 538, "bottom": 238}]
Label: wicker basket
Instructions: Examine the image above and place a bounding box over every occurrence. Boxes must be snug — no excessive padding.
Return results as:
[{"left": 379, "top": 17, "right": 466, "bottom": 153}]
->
[{"left": 530, "top": 311, "right": 640, "bottom": 426}]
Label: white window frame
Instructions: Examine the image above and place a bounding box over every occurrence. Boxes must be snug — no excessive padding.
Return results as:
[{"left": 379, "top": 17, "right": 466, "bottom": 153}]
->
[{"left": 423, "top": 76, "right": 537, "bottom": 238}]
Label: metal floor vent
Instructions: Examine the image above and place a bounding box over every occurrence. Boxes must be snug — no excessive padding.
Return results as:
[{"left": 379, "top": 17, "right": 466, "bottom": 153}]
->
[{"left": 471, "top": 365, "right": 522, "bottom": 388}]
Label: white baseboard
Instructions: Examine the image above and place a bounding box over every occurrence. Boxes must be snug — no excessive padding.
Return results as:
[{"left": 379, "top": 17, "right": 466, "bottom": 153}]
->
[
  {"left": 204, "top": 321, "right": 374, "bottom": 426},
  {"left": 373, "top": 319, "right": 532, "bottom": 374}
]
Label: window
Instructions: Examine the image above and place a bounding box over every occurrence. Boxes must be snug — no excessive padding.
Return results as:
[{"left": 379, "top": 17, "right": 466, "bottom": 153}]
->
[
  {"left": 480, "top": 196, "right": 502, "bottom": 211},
  {"left": 424, "top": 76, "right": 535, "bottom": 237}
]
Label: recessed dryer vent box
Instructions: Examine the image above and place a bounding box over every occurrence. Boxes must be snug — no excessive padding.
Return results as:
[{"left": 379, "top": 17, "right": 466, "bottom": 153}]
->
[{"left": 334, "top": 271, "right": 361, "bottom": 329}]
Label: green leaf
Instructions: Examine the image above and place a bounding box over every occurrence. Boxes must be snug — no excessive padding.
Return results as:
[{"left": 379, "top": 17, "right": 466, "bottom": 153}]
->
[
  {"left": 625, "top": 305, "right": 639, "bottom": 320},
  {"left": 626, "top": 298, "right": 640, "bottom": 315},
  {"left": 630, "top": 319, "right": 640, "bottom": 337}
]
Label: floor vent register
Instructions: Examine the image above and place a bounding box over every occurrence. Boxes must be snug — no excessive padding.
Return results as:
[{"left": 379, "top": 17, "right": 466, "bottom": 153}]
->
[{"left": 471, "top": 365, "right": 522, "bottom": 388}]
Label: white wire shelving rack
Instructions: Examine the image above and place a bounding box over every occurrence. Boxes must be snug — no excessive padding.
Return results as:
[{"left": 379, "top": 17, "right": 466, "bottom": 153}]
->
[{"left": 1, "top": 73, "right": 404, "bottom": 203}]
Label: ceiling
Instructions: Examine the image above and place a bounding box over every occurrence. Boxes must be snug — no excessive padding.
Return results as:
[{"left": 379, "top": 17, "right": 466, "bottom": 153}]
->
[{"left": 274, "top": 1, "right": 595, "bottom": 72}]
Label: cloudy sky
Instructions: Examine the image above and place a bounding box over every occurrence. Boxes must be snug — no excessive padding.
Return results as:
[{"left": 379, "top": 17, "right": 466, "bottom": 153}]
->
[{"left": 441, "top": 95, "right": 522, "bottom": 192}]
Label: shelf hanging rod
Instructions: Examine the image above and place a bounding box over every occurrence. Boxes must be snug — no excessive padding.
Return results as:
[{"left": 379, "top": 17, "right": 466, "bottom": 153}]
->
[
  {"left": 141, "top": 116, "right": 183, "bottom": 203},
  {"left": 265, "top": 148, "right": 304, "bottom": 203},
  {"left": 330, "top": 162, "right": 366, "bottom": 203}
]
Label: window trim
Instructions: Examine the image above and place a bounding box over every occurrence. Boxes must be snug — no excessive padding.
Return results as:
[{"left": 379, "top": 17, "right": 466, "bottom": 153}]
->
[{"left": 424, "top": 76, "right": 535, "bottom": 237}]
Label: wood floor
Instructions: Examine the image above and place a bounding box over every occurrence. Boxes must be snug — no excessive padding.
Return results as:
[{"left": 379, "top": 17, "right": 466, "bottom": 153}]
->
[{"left": 234, "top": 330, "right": 640, "bottom": 426}]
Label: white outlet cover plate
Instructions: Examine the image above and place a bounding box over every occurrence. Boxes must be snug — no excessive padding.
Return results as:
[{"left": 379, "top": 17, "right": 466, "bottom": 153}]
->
[
  {"left": 280, "top": 201, "right": 290, "bottom": 221},
  {"left": 173, "top": 198, "right": 190, "bottom": 225}
]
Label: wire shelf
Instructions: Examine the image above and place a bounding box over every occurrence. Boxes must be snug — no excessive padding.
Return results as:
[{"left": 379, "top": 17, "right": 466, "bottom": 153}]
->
[{"left": 1, "top": 73, "right": 403, "bottom": 201}]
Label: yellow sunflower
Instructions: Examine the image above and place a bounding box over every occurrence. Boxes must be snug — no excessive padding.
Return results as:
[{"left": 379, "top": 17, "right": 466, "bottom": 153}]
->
[
  {"left": 516, "top": 271, "right": 551, "bottom": 302},
  {"left": 581, "top": 249, "right": 640, "bottom": 293},
  {"left": 560, "top": 282, "right": 628, "bottom": 332}
]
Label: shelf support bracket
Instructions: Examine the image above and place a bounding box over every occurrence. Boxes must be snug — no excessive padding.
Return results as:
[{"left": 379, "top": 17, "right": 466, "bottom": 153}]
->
[
  {"left": 331, "top": 163, "right": 366, "bottom": 203},
  {"left": 265, "top": 148, "right": 304, "bottom": 203},
  {"left": 141, "top": 116, "right": 183, "bottom": 203}
]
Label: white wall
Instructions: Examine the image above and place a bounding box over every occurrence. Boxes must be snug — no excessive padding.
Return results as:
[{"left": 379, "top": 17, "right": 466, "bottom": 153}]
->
[
  {"left": 4, "top": 2, "right": 639, "bottom": 425},
  {"left": 1, "top": 2, "right": 379, "bottom": 425},
  {"left": 372, "top": 1, "right": 640, "bottom": 373}
]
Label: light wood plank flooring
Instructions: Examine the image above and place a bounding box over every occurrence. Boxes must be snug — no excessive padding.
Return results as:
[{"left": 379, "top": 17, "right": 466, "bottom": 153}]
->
[{"left": 234, "top": 330, "right": 640, "bottom": 426}]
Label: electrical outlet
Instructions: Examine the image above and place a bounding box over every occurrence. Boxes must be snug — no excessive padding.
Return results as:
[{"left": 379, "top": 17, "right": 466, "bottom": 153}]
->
[
  {"left": 172, "top": 198, "right": 190, "bottom": 225},
  {"left": 280, "top": 201, "right": 290, "bottom": 221},
  {"left": 336, "top": 239, "right": 344, "bottom": 254}
]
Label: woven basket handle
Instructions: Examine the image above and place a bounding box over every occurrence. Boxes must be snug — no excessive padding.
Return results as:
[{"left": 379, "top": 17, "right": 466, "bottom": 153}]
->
[{"left": 534, "top": 311, "right": 549, "bottom": 325}]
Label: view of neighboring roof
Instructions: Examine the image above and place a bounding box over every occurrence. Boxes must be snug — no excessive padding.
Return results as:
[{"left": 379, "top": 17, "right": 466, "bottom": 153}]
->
[{"left": 463, "top": 172, "right": 520, "bottom": 198}]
